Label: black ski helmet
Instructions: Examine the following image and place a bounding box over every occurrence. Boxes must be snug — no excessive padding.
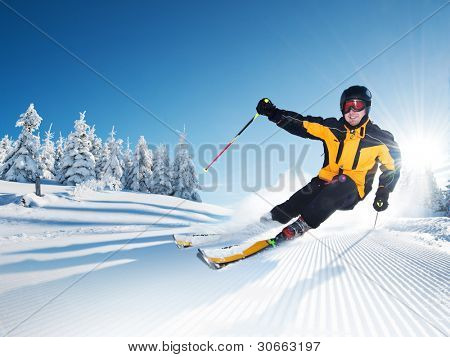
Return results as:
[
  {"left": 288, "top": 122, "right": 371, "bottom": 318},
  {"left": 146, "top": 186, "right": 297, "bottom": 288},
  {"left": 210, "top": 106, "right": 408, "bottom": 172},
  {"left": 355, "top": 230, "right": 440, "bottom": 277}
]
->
[{"left": 340, "top": 85, "right": 372, "bottom": 113}]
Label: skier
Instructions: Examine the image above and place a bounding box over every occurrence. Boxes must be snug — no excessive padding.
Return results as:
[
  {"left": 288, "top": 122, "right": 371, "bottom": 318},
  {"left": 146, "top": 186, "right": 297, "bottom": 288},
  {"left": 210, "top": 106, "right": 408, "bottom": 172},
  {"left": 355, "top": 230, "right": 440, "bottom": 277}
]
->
[{"left": 256, "top": 85, "right": 401, "bottom": 240}]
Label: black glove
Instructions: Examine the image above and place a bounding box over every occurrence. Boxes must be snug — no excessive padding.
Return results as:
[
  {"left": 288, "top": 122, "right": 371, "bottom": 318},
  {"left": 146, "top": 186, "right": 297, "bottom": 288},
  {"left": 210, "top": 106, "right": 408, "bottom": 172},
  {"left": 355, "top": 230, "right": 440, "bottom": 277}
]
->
[
  {"left": 256, "top": 98, "right": 277, "bottom": 117},
  {"left": 373, "top": 187, "right": 389, "bottom": 212}
]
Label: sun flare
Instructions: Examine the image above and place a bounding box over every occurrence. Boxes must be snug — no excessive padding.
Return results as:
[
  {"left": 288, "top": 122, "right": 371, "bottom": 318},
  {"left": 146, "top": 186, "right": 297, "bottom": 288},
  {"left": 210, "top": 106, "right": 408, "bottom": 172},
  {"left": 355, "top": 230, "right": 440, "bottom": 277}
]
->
[{"left": 399, "top": 133, "right": 448, "bottom": 172}]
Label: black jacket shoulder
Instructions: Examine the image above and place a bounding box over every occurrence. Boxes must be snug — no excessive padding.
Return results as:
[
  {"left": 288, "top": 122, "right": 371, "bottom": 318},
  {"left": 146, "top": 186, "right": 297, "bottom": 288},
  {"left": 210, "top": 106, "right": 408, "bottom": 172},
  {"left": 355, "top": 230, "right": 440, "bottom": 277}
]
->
[
  {"left": 322, "top": 117, "right": 342, "bottom": 129},
  {"left": 366, "top": 122, "right": 397, "bottom": 146}
]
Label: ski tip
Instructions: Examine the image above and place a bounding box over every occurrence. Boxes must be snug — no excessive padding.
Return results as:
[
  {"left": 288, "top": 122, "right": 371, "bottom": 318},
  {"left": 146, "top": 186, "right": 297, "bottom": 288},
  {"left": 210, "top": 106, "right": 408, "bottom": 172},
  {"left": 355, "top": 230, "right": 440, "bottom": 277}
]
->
[
  {"left": 172, "top": 235, "right": 192, "bottom": 249},
  {"left": 172, "top": 235, "right": 182, "bottom": 249},
  {"left": 197, "top": 249, "right": 222, "bottom": 270}
]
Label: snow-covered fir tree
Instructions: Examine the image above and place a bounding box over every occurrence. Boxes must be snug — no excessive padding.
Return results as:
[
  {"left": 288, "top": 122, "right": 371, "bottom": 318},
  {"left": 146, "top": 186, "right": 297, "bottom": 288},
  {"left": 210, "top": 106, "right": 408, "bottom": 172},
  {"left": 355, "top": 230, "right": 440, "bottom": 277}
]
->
[
  {"left": 171, "top": 132, "right": 201, "bottom": 202},
  {"left": 54, "top": 132, "right": 65, "bottom": 180},
  {"left": 96, "top": 141, "right": 110, "bottom": 180},
  {"left": 150, "top": 144, "right": 173, "bottom": 195},
  {"left": 445, "top": 180, "right": 450, "bottom": 217},
  {"left": 102, "top": 126, "right": 125, "bottom": 189},
  {"left": 395, "top": 168, "right": 444, "bottom": 215},
  {"left": 0, "top": 103, "right": 42, "bottom": 182},
  {"left": 424, "top": 169, "right": 445, "bottom": 213},
  {"left": 40, "top": 123, "right": 56, "bottom": 179},
  {"left": 88, "top": 125, "right": 103, "bottom": 179},
  {"left": 0, "top": 134, "right": 13, "bottom": 164},
  {"left": 129, "top": 136, "right": 153, "bottom": 192},
  {"left": 59, "top": 111, "right": 96, "bottom": 185},
  {"left": 122, "top": 137, "right": 134, "bottom": 189}
]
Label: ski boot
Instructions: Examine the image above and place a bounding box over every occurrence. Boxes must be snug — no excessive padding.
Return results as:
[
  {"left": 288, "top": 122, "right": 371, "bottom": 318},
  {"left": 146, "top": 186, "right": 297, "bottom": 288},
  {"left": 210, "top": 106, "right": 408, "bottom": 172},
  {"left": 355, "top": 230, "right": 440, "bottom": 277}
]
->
[{"left": 280, "top": 216, "right": 310, "bottom": 240}]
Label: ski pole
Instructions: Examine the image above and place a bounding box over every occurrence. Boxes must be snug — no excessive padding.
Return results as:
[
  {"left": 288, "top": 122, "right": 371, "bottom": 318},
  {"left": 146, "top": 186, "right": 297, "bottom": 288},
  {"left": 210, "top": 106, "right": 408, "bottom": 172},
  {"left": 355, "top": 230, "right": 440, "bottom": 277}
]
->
[
  {"left": 373, "top": 212, "right": 379, "bottom": 229},
  {"left": 203, "top": 110, "right": 262, "bottom": 173}
]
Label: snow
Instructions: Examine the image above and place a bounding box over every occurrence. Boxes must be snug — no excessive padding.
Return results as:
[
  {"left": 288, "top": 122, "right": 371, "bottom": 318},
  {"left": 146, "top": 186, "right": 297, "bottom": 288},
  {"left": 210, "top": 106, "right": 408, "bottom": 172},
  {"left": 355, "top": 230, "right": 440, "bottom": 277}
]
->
[
  {"left": 0, "top": 179, "right": 448, "bottom": 337},
  {"left": 383, "top": 217, "right": 449, "bottom": 251}
]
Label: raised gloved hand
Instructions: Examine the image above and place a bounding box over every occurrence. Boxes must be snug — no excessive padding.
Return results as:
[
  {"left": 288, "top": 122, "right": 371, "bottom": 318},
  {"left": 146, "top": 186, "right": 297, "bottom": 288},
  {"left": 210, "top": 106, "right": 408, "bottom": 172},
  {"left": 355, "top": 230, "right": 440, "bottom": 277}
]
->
[
  {"left": 256, "top": 98, "right": 277, "bottom": 117},
  {"left": 373, "top": 187, "right": 389, "bottom": 212}
]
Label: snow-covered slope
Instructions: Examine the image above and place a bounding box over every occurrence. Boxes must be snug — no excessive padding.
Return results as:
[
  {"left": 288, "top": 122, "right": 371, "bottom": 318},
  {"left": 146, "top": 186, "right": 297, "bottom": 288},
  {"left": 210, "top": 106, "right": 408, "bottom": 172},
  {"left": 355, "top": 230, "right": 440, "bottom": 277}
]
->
[{"left": 0, "top": 180, "right": 448, "bottom": 337}]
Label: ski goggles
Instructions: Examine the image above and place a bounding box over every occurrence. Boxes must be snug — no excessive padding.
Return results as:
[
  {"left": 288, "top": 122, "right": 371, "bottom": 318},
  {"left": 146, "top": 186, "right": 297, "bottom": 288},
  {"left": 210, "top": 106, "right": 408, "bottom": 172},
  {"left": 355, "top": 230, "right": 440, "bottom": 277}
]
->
[{"left": 342, "top": 99, "right": 367, "bottom": 114}]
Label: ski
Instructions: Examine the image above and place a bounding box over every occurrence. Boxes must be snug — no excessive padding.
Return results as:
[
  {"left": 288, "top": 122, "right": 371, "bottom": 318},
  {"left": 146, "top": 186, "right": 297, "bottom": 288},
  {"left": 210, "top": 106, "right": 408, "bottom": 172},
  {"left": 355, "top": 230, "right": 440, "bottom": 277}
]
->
[
  {"left": 197, "top": 234, "right": 282, "bottom": 269},
  {"left": 172, "top": 233, "right": 220, "bottom": 249},
  {"left": 196, "top": 217, "right": 310, "bottom": 269}
]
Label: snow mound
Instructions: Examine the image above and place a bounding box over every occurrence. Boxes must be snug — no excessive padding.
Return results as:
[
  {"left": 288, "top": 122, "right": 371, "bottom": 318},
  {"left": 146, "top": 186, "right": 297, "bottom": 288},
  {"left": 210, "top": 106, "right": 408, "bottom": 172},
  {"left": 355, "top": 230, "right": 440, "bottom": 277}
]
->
[
  {"left": 20, "top": 193, "right": 63, "bottom": 208},
  {"left": 384, "top": 217, "right": 449, "bottom": 241},
  {"left": 382, "top": 217, "right": 449, "bottom": 251},
  {"left": 0, "top": 179, "right": 231, "bottom": 241}
]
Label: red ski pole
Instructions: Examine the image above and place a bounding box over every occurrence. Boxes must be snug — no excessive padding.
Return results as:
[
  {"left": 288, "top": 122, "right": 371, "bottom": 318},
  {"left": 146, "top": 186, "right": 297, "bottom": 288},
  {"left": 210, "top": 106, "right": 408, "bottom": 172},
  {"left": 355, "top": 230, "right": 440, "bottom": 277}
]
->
[{"left": 203, "top": 111, "right": 262, "bottom": 172}]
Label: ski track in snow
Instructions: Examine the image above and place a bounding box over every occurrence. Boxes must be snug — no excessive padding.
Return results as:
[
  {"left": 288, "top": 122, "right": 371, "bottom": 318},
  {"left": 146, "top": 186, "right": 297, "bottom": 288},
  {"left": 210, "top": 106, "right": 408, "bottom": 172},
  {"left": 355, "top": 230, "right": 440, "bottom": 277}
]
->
[{"left": 0, "top": 182, "right": 448, "bottom": 337}]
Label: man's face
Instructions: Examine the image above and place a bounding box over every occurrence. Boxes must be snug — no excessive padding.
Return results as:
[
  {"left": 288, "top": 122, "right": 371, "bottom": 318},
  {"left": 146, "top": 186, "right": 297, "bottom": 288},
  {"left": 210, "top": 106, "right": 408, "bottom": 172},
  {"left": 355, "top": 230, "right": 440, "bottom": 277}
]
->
[{"left": 344, "top": 107, "right": 366, "bottom": 126}]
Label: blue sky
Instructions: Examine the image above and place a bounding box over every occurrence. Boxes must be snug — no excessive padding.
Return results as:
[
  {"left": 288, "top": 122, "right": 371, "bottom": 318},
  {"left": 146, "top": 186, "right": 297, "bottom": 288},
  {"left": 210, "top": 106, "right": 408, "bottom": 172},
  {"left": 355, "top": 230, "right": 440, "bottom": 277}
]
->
[{"left": 0, "top": 0, "right": 448, "bottom": 205}]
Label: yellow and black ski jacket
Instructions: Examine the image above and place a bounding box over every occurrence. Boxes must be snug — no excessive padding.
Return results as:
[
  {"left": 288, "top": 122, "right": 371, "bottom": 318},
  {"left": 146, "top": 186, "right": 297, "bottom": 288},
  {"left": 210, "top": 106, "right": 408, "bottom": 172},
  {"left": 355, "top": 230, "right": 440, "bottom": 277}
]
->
[{"left": 269, "top": 109, "right": 401, "bottom": 199}]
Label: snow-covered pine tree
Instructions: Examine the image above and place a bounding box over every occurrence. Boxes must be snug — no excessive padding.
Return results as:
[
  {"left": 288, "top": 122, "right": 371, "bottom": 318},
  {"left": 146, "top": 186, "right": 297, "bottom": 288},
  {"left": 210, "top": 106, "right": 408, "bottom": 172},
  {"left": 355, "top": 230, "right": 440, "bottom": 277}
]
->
[
  {"left": 122, "top": 137, "right": 134, "bottom": 189},
  {"left": 103, "top": 126, "right": 125, "bottom": 189},
  {"left": 54, "top": 132, "right": 65, "bottom": 180},
  {"left": 88, "top": 125, "right": 103, "bottom": 179},
  {"left": 150, "top": 144, "right": 173, "bottom": 195},
  {"left": 59, "top": 111, "right": 96, "bottom": 185},
  {"left": 0, "top": 103, "right": 43, "bottom": 182},
  {"left": 96, "top": 141, "right": 110, "bottom": 180},
  {"left": 424, "top": 169, "right": 445, "bottom": 213},
  {"left": 0, "top": 134, "right": 13, "bottom": 164},
  {"left": 172, "top": 132, "right": 201, "bottom": 202},
  {"left": 129, "top": 136, "right": 153, "bottom": 192},
  {"left": 445, "top": 180, "right": 450, "bottom": 217},
  {"left": 40, "top": 123, "right": 56, "bottom": 179}
]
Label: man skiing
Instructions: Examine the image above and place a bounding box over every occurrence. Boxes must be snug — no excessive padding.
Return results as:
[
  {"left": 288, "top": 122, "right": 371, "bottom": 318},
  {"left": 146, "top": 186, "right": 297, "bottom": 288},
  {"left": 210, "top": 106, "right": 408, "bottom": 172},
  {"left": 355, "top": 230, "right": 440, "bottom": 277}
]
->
[{"left": 256, "top": 85, "right": 401, "bottom": 240}]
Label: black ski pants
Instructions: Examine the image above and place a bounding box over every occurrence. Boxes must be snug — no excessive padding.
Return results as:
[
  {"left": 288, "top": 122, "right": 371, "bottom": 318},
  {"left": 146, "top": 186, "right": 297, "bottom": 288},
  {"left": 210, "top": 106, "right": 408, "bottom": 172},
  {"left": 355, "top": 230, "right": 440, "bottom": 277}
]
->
[{"left": 270, "top": 175, "right": 360, "bottom": 228}]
